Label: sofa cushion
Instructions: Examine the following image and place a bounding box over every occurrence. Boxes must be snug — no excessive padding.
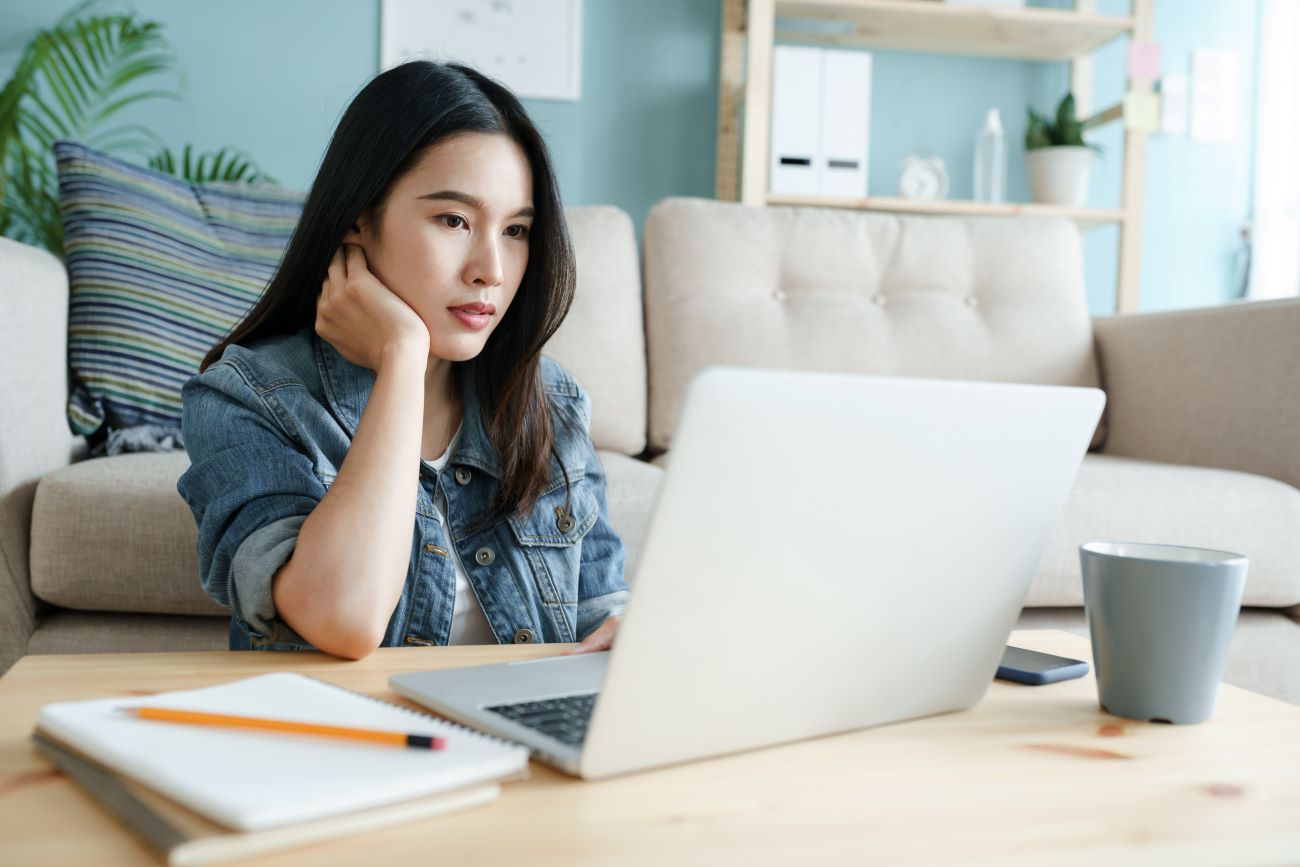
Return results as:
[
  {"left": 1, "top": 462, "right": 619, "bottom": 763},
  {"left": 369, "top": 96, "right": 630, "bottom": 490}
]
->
[
  {"left": 26, "top": 611, "right": 229, "bottom": 655},
  {"left": 31, "top": 452, "right": 219, "bottom": 615},
  {"left": 31, "top": 450, "right": 662, "bottom": 616},
  {"left": 1029, "top": 454, "right": 1300, "bottom": 607},
  {"left": 599, "top": 451, "right": 663, "bottom": 575},
  {"left": 55, "top": 141, "right": 304, "bottom": 441},
  {"left": 643, "top": 197, "right": 1102, "bottom": 451},
  {"left": 38, "top": 451, "right": 1292, "bottom": 616},
  {"left": 544, "top": 206, "right": 649, "bottom": 456}
]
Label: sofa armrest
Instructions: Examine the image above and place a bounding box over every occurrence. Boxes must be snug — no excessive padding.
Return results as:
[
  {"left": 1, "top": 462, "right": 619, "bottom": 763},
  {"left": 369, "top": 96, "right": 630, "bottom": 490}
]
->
[
  {"left": 1092, "top": 297, "right": 1300, "bottom": 492},
  {"left": 0, "top": 238, "right": 83, "bottom": 673}
]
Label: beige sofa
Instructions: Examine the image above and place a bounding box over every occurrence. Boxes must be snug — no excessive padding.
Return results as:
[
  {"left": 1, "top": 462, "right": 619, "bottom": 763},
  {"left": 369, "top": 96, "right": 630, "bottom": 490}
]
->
[{"left": 3, "top": 197, "right": 1298, "bottom": 704}]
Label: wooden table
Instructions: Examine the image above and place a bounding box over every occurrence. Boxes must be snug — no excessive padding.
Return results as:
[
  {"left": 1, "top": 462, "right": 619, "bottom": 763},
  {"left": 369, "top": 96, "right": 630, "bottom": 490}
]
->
[{"left": 1, "top": 630, "right": 1297, "bottom": 866}]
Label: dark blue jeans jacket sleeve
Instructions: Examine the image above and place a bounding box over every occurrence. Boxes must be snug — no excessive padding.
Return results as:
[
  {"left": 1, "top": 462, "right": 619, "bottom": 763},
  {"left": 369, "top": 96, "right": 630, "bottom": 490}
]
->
[{"left": 176, "top": 362, "right": 324, "bottom": 650}]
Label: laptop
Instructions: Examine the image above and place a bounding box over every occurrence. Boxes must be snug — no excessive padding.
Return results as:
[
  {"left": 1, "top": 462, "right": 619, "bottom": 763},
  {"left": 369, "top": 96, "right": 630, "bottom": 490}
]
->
[{"left": 391, "top": 367, "right": 1105, "bottom": 780}]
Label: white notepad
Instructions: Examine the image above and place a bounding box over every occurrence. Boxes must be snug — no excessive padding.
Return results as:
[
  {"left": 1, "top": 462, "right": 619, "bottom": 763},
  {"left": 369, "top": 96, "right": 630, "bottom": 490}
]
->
[{"left": 37, "top": 672, "right": 530, "bottom": 831}]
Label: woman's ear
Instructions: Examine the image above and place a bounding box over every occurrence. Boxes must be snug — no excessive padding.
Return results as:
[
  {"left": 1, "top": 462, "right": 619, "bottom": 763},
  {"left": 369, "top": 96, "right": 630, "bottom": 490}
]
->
[{"left": 342, "top": 210, "right": 371, "bottom": 247}]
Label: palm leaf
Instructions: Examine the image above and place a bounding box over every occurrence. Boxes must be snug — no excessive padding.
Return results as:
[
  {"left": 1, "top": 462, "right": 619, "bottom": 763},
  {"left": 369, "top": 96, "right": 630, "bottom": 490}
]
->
[
  {"left": 41, "top": 16, "right": 176, "bottom": 140},
  {"left": 4, "top": 149, "right": 62, "bottom": 249},
  {"left": 148, "top": 144, "right": 277, "bottom": 186},
  {"left": 2, "top": 2, "right": 272, "bottom": 255},
  {"left": 0, "top": 1, "right": 180, "bottom": 255},
  {"left": 85, "top": 120, "right": 164, "bottom": 153},
  {"left": 89, "top": 88, "right": 176, "bottom": 124}
]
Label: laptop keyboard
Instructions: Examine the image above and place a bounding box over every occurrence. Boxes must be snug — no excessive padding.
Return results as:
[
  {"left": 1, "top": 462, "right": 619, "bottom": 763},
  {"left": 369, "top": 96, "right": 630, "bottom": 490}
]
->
[{"left": 484, "top": 692, "right": 599, "bottom": 746}]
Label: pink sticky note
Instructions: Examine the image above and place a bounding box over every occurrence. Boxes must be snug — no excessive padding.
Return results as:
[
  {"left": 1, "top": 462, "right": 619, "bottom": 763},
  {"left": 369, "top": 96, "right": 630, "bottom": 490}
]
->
[{"left": 1128, "top": 41, "right": 1161, "bottom": 81}]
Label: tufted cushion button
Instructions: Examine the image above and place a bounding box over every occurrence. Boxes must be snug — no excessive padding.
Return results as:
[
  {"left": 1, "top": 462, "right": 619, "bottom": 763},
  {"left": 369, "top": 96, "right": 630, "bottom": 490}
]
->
[
  {"left": 771, "top": 289, "right": 787, "bottom": 302},
  {"left": 872, "top": 294, "right": 887, "bottom": 306},
  {"left": 965, "top": 295, "right": 980, "bottom": 307}
]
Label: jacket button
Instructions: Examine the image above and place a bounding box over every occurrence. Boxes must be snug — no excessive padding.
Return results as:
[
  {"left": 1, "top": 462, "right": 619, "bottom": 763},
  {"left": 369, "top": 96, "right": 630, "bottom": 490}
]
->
[
  {"left": 556, "top": 512, "right": 577, "bottom": 534},
  {"left": 474, "top": 547, "right": 495, "bottom": 566},
  {"left": 454, "top": 467, "right": 472, "bottom": 485},
  {"left": 513, "top": 628, "right": 535, "bottom": 644}
]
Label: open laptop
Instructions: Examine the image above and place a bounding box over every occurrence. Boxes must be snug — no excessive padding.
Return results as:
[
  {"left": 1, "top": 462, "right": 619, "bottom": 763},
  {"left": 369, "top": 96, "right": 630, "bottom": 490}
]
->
[{"left": 391, "top": 367, "right": 1105, "bottom": 780}]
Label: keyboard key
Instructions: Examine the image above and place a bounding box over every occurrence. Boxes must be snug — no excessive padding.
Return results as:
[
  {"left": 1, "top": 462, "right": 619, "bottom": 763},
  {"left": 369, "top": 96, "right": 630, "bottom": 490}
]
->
[{"left": 486, "top": 692, "right": 598, "bottom": 746}]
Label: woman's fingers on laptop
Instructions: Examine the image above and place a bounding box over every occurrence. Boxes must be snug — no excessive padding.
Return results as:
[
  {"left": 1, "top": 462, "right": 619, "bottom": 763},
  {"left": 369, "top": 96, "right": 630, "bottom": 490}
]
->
[{"left": 563, "top": 615, "right": 622, "bottom": 655}]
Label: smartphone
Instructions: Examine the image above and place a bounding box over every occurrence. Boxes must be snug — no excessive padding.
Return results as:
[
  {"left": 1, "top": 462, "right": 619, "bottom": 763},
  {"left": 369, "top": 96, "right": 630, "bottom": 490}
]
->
[{"left": 995, "top": 645, "right": 1090, "bottom": 685}]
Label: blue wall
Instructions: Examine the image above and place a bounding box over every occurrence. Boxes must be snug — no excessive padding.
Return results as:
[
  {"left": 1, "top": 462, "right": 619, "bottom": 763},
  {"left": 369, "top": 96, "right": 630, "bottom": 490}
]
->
[
  {"left": 0, "top": 0, "right": 719, "bottom": 231},
  {"left": 1105, "top": 0, "right": 1258, "bottom": 312},
  {"left": 1, "top": 1, "right": 1257, "bottom": 314}
]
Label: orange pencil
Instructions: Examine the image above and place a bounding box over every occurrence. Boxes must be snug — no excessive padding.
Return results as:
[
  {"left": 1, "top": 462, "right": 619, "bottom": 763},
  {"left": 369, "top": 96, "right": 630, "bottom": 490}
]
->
[{"left": 124, "top": 707, "right": 445, "bottom": 750}]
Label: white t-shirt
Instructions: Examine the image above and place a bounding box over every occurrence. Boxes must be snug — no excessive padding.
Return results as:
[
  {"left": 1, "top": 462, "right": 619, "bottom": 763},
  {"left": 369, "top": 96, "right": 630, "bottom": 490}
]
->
[{"left": 423, "top": 426, "right": 497, "bottom": 645}]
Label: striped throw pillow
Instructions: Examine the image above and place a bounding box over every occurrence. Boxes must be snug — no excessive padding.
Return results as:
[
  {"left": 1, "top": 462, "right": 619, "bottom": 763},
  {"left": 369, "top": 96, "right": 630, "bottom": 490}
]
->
[{"left": 56, "top": 141, "right": 303, "bottom": 442}]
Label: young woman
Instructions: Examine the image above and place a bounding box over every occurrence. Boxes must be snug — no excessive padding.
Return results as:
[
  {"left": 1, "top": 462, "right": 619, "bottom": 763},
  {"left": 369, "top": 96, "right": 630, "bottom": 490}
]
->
[{"left": 177, "top": 61, "right": 626, "bottom": 660}]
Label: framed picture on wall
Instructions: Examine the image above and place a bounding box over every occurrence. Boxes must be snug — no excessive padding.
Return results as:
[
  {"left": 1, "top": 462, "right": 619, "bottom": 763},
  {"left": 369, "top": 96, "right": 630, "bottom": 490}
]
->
[{"left": 380, "top": 0, "right": 583, "bottom": 102}]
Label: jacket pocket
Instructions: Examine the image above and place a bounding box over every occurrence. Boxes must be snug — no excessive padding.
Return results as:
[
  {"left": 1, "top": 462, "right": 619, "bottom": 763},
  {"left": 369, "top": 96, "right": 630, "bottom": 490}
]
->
[{"left": 507, "top": 479, "right": 598, "bottom": 605}]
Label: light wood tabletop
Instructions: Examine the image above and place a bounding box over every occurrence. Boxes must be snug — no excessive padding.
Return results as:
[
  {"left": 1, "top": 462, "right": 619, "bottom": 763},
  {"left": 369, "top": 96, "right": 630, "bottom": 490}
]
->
[{"left": 1, "top": 629, "right": 1297, "bottom": 866}]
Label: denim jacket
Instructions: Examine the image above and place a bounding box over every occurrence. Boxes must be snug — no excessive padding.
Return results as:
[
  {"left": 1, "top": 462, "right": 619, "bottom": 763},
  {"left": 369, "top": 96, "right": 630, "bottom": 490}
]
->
[{"left": 176, "top": 324, "right": 628, "bottom": 651}]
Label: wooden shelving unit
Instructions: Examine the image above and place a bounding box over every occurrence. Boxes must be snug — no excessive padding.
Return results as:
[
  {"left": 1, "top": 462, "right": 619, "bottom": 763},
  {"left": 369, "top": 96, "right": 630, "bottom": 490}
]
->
[
  {"left": 766, "top": 193, "right": 1127, "bottom": 229},
  {"left": 773, "top": 0, "right": 1133, "bottom": 60},
  {"left": 715, "top": 0, "right": 1156, "bottom": 312}
]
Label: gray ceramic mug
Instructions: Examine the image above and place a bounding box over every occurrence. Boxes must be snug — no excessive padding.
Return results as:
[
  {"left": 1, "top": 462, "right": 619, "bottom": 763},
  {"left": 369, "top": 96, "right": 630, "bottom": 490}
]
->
[{"left": 1079, "top": 542, "right": 1248, "bottom": 725}]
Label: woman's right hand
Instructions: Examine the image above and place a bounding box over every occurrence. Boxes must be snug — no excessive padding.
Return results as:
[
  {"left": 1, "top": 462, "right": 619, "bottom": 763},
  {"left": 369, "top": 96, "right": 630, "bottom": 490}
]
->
[{"left": 316, "top": 244, "right": 429, "bottom": 372}]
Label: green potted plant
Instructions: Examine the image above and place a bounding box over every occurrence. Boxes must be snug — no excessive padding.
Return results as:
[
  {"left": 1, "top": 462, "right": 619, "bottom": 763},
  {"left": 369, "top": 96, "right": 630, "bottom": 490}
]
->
[
  {"left": 0, "top": 0, "right": 273, "bottom": 255},
  {"left": 1024, "top": 93, "right": 1100, "bottom": 208}
]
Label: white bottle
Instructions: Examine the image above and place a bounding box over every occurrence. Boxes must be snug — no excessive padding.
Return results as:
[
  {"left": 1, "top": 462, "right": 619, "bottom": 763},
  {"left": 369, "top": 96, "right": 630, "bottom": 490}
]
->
[{"left": 974, "top": 108, "right": 1006, "bottom": 203}]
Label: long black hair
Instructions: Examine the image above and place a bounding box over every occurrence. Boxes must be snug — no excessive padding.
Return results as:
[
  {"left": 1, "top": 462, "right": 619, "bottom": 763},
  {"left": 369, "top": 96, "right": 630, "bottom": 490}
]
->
[{"left": 202, "top": 61, "right": 576, "bottom": 520}]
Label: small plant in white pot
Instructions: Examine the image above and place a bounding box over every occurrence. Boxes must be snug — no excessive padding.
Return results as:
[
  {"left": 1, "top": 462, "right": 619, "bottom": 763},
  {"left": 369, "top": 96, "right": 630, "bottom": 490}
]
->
[{"left": 1024, "top": 93, "right": 1100, "bottom": 207}]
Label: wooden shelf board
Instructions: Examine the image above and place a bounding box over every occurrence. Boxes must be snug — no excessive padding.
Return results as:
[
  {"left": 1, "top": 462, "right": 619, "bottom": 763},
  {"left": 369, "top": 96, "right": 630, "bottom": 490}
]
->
[
  {"left": 766, "top": 193, "right": 1126, "bottom": 229},
  {"left": 773, "top": 0, "right": 1134, "bottom": 61}
]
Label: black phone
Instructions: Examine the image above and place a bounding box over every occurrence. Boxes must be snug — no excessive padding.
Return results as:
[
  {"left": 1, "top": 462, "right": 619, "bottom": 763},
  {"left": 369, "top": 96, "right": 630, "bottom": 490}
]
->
[{"left": 995, "top": 645, "right": 1090, "bottom": 685}]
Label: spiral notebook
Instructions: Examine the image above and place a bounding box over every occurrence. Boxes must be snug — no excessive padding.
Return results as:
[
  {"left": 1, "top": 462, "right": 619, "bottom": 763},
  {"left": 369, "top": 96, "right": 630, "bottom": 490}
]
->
[
  {"left": 32, "top": 731, "right": 501, "bottom": 867},
  {"left": 35, "top": 673, "right": 530, "bottom": 833}
]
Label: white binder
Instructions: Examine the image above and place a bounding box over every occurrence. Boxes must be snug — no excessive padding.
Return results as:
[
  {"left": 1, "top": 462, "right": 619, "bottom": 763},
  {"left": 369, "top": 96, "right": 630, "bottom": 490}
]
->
[
  {"left": 770, "top": 45, "right": 871, "bottom": 198},
  {"left": 769, "top": 45, "right": 823, "bottom": 196},
  {"left": 819, "top": 49, "right": 871, "bottom": 198}
]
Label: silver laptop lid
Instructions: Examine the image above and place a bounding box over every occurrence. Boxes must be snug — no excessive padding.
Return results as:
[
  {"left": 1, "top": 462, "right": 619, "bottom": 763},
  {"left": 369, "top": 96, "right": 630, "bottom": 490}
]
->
[{"left": 579, "top": 368, "right": 1104, "bottom": 778}]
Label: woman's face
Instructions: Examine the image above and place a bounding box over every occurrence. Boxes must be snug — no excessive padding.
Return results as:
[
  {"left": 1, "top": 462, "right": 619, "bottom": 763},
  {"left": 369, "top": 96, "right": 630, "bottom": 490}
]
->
[{"left": 351, "top": 132, "right": 535, "bottom": 362}]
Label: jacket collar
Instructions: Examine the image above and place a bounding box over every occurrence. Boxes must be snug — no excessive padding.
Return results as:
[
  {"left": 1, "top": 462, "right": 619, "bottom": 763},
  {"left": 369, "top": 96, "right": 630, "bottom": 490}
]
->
[{"left": 313, "top": 333, "right": 502, "bottom": 478}]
